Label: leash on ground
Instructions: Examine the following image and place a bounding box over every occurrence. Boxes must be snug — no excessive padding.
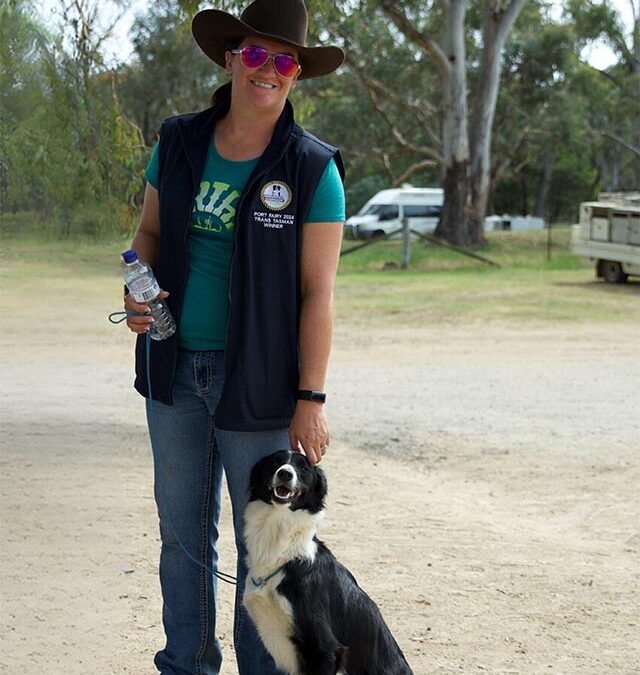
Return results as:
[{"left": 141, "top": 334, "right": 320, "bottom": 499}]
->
[{"left": 109, "top": 311, "right": 238, "bottom": 586}]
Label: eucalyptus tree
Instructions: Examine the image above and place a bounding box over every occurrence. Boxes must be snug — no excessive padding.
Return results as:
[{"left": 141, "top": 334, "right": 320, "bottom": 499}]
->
[
  {"left": 566, "top": 0, "right": 640, "bottom": 189},
  {"left": 119, "top": 0, "right": 222, "bottom": 144},
  {"left": 380, "top": 0, "right": 527, "bottom": 245},
  {"left": 0, "top": 0, "right": 47, "bottom": 211},
  {"left": 488, "top": 7, "right": 587, "bottom": 219}
]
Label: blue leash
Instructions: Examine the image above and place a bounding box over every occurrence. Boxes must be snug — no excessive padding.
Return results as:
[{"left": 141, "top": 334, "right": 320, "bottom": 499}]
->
[{"left": 108, "top": 311, "right": 237, "bottom": 586}]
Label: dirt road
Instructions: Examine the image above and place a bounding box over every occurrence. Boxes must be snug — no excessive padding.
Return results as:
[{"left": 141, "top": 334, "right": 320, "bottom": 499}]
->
[{"left": 1, "top": 259, "right": 639, "bottom": 674}]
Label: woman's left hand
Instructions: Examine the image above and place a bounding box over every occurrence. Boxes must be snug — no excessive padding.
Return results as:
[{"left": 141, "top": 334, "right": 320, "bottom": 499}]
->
[{"left": 288, "top": 401, "right": 330, "bottom": 466}]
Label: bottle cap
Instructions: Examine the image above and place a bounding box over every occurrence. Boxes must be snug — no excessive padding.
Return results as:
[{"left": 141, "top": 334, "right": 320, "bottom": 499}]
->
[{"left": 122, "top": 250, "right": 138, "bottom": 263}]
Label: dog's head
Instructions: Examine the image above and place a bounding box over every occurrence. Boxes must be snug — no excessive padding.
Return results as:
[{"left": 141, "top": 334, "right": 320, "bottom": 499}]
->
[{"left": 248, "top": 450, "right": 327, "bottom": 514}]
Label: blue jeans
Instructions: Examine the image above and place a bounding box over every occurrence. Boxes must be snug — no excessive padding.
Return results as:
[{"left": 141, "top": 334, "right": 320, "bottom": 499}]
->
[{"left": 145, "top": 349, "right": 289, "bottom": 675}]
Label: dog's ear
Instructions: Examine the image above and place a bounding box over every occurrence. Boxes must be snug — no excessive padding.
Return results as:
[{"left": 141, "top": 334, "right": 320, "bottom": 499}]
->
[
  {"left": 314, "top": 466, "right": 328, "bottom": 501},
  {"left": 249, "top": 455, "right": 273, "bottom": 503}
]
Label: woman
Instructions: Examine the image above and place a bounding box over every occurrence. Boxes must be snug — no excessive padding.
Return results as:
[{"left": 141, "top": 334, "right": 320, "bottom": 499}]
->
[{"left": 124, "top": 0, "right": 345, "bottom": 673}]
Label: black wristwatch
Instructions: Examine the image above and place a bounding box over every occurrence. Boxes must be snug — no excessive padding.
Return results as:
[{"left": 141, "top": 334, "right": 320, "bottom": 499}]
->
[{"left": 296, "top": 389, "right": 327, "bottom": 404}]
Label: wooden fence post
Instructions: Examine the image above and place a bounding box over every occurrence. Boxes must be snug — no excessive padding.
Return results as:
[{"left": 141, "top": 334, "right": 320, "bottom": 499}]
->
[{"left": 401, "top": 216, "right": 410, "bottom": 269}]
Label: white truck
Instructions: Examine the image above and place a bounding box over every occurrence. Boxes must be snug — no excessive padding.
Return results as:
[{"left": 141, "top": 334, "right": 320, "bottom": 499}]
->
[{"left": 571, "top": 194, "right": 640, "bottom": 283}]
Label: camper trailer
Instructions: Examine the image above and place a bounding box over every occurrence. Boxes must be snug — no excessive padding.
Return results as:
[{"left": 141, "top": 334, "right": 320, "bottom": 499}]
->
[
  {"left": 571, "top": 194, "right": 640, "bottom": 282},
  {"left": 346, "top": 188, "right": 443, "bottom": 239}
]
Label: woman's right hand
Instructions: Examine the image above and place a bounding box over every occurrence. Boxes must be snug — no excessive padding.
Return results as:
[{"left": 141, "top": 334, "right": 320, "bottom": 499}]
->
[{"left": 124, "top": 290, "right": 169, "bottom": 334}]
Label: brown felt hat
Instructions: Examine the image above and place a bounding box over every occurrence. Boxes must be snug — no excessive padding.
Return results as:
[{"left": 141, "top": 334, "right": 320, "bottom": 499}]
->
[{"left": 192, "top": 0, "right": 344, "bottom": 80}]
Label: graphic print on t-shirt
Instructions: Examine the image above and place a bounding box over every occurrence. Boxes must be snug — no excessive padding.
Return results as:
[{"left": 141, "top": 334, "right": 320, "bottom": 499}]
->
[{"left": 192, "top": 180, "right": 240, "bottom": 233}]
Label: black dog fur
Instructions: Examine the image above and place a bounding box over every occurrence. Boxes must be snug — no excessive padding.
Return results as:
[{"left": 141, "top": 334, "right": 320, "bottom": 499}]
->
[{"left": 243, "top": 450, "right": 414, "bottom": 675}]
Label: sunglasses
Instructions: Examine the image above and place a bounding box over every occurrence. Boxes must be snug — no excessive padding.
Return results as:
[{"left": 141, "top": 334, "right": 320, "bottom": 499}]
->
[{"left": 231, "top": 46, "right": 300, "bottom": 79}]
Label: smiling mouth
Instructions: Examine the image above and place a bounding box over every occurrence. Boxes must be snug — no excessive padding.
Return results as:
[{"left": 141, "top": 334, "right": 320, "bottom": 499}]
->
[
  {"left": 251, "top": 79, "right": 277, "bottom": 90},
  {"left": 272, "top": 485, "right": 299, "bottom": 503}
]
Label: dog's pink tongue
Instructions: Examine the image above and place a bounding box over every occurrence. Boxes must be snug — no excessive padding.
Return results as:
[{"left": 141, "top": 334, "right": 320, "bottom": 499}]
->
[{"left": 276, "top": 486, "right": 290, "bottom": 498}]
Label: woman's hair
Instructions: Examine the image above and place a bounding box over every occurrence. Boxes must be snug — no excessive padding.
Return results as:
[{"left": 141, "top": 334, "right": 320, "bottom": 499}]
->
[
  {"left": 209, "top": 38, "right": 243, "bottom": 107},
  {"left": 210, "top": 82, "right": 232, "bottom": 107}
]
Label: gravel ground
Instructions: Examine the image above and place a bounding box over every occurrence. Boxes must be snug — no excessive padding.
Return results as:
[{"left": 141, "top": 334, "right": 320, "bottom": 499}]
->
[{"left": 1, "top": 265, "right": 639, "bottom": 674}]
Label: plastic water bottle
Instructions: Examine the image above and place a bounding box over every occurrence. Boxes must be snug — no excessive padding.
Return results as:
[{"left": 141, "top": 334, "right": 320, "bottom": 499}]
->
[{"left": 122, "top": 250, "right": 176, "bottom": 341}]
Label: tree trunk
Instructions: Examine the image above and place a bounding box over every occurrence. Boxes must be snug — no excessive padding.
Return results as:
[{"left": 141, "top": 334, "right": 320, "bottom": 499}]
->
[
  {"left": 520, "top": 173, "right": 528, "bottom": 216},
  {"left": 437, "top": 159, "right": 470, "bottom": 245},
  {"left": 435, "top": 0, "right": 469, "bottom": 245},
  {"left": 535, "top": 150, "right": 554, "bottom": 218},
  {"left": 612, "top": 136, "right": 621, "bottom": 190},
  {"left": 468, "top": 0, "right": 527, "bottom": 244}
]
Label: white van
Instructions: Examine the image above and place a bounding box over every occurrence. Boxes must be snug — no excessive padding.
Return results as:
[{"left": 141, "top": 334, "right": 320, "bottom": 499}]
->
[{"left": 346, "top": 187, "right": 443, "bottom": 239}]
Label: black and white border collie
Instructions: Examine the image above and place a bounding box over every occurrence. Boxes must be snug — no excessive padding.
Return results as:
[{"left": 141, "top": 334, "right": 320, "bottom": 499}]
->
[{"left": 243, "top": 450, "right": 414, "bottom": 675}]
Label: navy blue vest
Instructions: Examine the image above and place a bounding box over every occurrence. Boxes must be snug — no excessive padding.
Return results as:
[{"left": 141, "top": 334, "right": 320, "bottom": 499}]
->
[{"left": 134, "top": 96, "right": 344, "bottom": 431}]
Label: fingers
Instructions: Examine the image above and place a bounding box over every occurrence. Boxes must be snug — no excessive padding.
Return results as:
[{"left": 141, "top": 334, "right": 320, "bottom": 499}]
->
[
  {"left": 290, "top": 435, "right": 329, "bottom": 466},
  {"left": 289, "top": 402, "right": 330, "bottom": 465},
  {"left": 124, "top": 294, "right": 153, "bottom": 334},
  {"left": 306, "top": 445, "right": 322, "bottom": 466}
]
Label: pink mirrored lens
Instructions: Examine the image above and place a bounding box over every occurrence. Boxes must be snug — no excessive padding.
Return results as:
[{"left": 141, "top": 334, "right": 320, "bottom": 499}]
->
[
  {"left": 239, "top": 47, "right": 299, "bottom": 78},
  {"left": 241, "top": 47, "right": 269, "bottom": 69},
  {"left": 273, "top": 54, "right": 298, "bottom": 78}
]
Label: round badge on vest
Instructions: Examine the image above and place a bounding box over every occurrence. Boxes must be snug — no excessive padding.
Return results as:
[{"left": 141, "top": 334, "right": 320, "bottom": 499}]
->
[{"left": 260, "top": 181, "right": 292, "bottom": 211}]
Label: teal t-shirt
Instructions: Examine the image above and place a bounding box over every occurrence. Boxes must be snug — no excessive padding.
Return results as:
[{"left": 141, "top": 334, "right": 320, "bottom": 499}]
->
[{"left": 145, "top": 138, "right": 345, "bottom": 350}]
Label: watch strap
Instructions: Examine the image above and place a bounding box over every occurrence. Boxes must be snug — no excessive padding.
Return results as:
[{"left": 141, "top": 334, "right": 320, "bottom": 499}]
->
[{"left": 296, "top": 389, "right": 327, "bottom": 403}]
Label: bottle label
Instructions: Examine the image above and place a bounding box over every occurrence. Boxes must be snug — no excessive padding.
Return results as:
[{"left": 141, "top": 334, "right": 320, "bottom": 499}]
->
[{"left": 130, "top": 279, "right": 161, "bottom": 303}]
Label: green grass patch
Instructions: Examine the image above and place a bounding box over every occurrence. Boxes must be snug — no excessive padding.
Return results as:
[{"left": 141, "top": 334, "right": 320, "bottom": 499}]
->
[
  {"left": 2, "top": 229, "right": 637, "bottom": 329},
  {"left": 339, "top": 226, "right": 582, "bottom": 273},
  {"left": 335, "top": 266, "right": 639, "bottom": 327},
  {"left": 0, "top": 233, "right": 131, "bottom": 282},
  {"left": 336, "top": 227, "right": 638, "bottom": 326}
]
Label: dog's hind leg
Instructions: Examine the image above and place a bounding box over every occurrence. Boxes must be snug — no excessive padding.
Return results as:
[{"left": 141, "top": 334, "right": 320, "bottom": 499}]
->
[{"left": 295, "top": 633, "right": 348, "bottom": 675}]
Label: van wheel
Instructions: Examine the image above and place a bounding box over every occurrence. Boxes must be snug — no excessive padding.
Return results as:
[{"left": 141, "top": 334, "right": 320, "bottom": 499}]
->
[
  {"left": 372, "top": 230, "right": 386, "bottom": 239},
  {"left": 598, "top": 260, "right": 627, "bottom": 283}
]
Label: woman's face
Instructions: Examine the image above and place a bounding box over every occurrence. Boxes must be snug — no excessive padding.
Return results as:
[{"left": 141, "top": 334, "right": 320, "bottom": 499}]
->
[{"left": 225, "top": 35, "right": 301, "bottom": 113}]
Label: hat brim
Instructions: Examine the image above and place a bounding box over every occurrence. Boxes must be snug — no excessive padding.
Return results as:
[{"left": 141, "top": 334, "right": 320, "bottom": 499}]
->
[{"left": 192, "top": 9, "right": 344, "bottom": 80}]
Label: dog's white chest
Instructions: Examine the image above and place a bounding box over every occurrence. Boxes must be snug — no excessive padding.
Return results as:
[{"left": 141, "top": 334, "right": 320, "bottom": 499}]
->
[
  {"left": 242, "top": 501, "right": 324, "bottom": 675},
  {"left": 244, "top": 580, "right": 299, "bottom": 675}
]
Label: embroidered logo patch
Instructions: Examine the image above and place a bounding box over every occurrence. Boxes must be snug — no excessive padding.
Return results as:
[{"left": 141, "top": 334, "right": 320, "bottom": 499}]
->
[{"left": 260, "top": 181, "right": 292, "bottom": 211}]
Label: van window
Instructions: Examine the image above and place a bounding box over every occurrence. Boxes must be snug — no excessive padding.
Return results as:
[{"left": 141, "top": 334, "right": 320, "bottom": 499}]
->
[
  {"left": 378, "top": 205, "right": 399, "bottom": 221},
  {"left": 404, "top": 204, "right": 442, "bottom": 217},
  {"left": 362, "top": 204, "right": 399, "bottom": 219}
]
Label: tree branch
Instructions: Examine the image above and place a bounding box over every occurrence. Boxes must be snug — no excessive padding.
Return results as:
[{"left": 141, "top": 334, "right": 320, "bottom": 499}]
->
[
  {"left": 393, "top": 159, "right": 439, "bottom": 187},
  {"left": 380, "top": 0, "right": 450, "bottom": 76},
  {"left": 345, "top": 53, "right": 438, "bottom": 119},
  {"left": 592, "top": 128, "right": 640, "bottom": 158},
  {"left": 361, "top": 81, "right": 443, "bottom": 163},
  {"left": 494, "top": 0, "right": 528, "bottom": 43},
  {"left": 347, "top": 56, "right": 442, "bottom": 150}
]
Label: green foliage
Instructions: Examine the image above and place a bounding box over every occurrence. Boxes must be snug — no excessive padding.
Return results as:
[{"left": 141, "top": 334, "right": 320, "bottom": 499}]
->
[
  {"left": 489, "top": 1, "right": 638, "bottom": 221},
  {"left": 344, "top": 174, "right": 389, "bottom": 216},
  {"left": 118, "top": 0, "right": 221, "bottom": 143},
  {"left": 2, "top": 199, "right": 134, "bottom": 239},
  {"left": 2, "top": 0, "right": 637, "bottom": 238},
  {"left": 1, "top": 0, "right": 145, "bottom": 233}
]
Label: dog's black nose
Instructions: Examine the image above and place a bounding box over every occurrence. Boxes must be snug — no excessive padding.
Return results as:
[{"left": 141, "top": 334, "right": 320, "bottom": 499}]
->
[{"left": 277, "top": 468, "right": 293, "bottom": 482}]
